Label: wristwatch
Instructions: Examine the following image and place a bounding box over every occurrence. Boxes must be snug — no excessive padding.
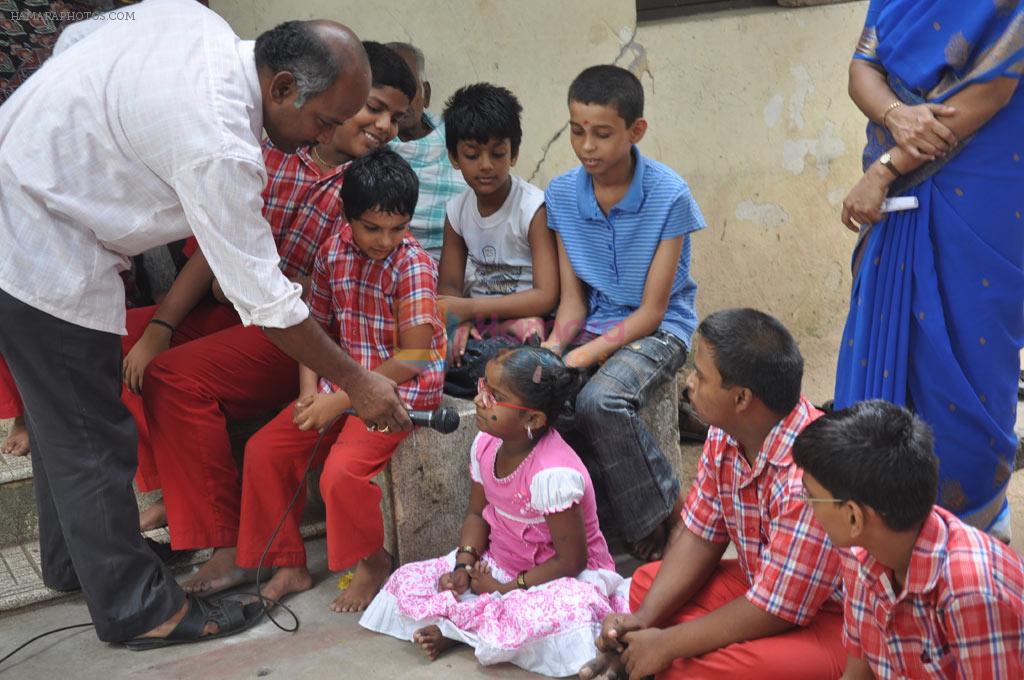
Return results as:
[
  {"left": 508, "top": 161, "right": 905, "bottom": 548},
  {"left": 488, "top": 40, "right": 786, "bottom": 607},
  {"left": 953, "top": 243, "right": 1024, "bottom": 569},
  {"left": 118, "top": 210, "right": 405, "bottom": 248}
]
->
[{"left": 879, "top": 151, "right": 902, "bottom": 178}]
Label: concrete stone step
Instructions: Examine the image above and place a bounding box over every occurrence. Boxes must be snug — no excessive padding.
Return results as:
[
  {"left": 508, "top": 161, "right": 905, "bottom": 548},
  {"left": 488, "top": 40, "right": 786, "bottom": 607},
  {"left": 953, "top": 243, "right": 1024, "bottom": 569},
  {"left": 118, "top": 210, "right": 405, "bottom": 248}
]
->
[{"left": 0, "top": 385, "right": 687, "bottom": 614}]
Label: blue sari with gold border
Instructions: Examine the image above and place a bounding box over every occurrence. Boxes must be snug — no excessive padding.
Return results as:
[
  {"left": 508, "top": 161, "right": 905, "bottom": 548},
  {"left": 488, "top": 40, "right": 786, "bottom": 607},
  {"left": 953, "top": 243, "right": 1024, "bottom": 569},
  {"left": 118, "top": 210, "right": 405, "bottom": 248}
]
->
[{"left": 835, "top": 0, "right": 1024, "bottom": 533}]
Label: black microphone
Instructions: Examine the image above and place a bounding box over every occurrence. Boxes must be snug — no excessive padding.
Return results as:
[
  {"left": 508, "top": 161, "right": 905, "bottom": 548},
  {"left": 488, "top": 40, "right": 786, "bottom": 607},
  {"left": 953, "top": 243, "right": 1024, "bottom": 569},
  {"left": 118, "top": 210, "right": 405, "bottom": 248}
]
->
[{"left": 408, "top": 407, "right": 460, "bottom": 434}]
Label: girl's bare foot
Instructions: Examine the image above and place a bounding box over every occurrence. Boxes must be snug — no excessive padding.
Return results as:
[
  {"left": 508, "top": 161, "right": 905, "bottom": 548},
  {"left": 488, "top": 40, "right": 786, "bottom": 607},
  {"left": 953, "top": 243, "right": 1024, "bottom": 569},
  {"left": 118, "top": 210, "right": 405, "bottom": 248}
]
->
[
  {"left": 1, "top": 417, "right": 29, "bottom": 456},
  {"left": 578, "top": 651, "right": 627, "bottom": 679},
  {"left": 330, "top": 548, "right": 392, "bottom": 613},
  {"left": 412, "top": 624, "right": 459, "bottom": 661},
  {"left": 259, "top": 566, "right": 313, "bottom": 603},
  {"left": 139, "top": 500, "right": 168, "bottom": 532},
  {"left": 182, "top": 547, "right": 255, "bottom": 595}
]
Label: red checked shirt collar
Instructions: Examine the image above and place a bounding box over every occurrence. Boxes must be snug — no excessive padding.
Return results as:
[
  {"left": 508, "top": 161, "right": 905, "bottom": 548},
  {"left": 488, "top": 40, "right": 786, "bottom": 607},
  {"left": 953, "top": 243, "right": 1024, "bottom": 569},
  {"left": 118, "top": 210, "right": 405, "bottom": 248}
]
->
[
  {"left": 850, "top": 509, "right": 948, "bottom": 614},
  {"left": 722, "top": 396, "right": 817, "bottom": 489}
]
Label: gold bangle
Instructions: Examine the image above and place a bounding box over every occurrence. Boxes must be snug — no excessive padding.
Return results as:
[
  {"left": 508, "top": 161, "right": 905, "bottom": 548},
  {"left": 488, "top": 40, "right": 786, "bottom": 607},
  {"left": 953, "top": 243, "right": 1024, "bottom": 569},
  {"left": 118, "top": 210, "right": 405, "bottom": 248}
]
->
[
  {"left": 882, "top": 100, "right": 902, "bottom": 126},
  {"left": 516, "top": 571, "right": 528, "bottom": 589},
  {"left": 456, "top": 545, "right": 480, "bottom": 560}
]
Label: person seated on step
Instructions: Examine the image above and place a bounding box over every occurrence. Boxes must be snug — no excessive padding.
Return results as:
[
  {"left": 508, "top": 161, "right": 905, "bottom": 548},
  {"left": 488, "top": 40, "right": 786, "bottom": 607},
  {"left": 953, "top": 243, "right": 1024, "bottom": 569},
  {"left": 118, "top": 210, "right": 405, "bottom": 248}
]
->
[
  {"left": 542, "top": 65, "right": 706, "bottom": 562},
  {"left": 580, "top": 309, "right": 846, "bottom": 680},
  {"left": 234, "top": 148, "right": 445, "bottom": 612},
  {"left": 138, "top": 42, "right": 416, "bottom": 589},
  {"left": 385, "top": 41, "right": 467, "bottom": 264},
  {"left": 362, "top": 345, "right": 632, "bottom": 678},
  {"left": 437, "top": 82, "right": 559, "bottom": 367},
  {"left": 793, "top": 400, "right": 1024, "bottom": 680}
]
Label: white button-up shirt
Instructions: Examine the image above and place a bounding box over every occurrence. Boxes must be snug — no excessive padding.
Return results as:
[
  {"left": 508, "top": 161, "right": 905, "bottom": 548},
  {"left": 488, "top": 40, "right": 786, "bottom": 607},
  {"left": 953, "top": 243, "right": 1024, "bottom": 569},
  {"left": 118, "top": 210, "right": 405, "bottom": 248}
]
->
[{"left": 0, "top": 0, "right": 306, "bottom": 334}]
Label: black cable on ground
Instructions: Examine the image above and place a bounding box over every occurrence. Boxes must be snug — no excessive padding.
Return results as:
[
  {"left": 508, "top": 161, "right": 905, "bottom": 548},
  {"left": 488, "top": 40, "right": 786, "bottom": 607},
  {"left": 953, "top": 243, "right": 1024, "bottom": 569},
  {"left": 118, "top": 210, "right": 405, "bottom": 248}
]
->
[{"left": 0, "top": 415, "right": 340, "bottom": 668}]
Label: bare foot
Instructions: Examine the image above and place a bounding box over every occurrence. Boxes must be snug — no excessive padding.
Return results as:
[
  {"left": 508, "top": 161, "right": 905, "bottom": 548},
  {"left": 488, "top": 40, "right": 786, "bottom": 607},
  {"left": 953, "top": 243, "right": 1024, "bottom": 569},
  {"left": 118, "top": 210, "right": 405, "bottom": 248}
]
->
[
  {"left": 139, "top": 500, "right": 167, "bottom": 532},
  {"left": 137, "top": 598, "right": 218, "bottom": 639},
  {"left": 578, "top": 651, "right": 627, "bottom": 679},
  {"left": 259, "top": 566, "right": 313, "bottom": 604},
  {"left": 628, "top": 522, "right": 667, "bottom": 562},
  {"left": 330, "top": 548, "right": 392, "bottom": 613},
  {"left": 412, "top": 624, "right": 458, "bottom": 661},
  {"left": 182, "top": 547, "right": 255, "bottom": 595},
  {"left": 1, "top": 417, "right": 29, "bottom": 456}
]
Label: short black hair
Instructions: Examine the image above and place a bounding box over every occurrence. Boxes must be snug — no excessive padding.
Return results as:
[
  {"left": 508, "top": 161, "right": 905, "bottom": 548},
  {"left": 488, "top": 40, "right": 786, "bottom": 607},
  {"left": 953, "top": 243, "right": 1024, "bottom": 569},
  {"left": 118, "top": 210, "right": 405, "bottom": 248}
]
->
[
  {"left": 442, "top": 83, "right": 523, "bottom": 157},
  {"left": 568, "top": 65, "right": 644, "bottom": 126},
  {"left": 792, "top": 400, "right": 938, "bottom": 531},
  {"left": 255, "top": 21, "right": 340, "bottom": 106},
  {"left": 697, "top": 308, "right": 803, "bottom": 415},
  {"left": 495, "top": 345, "right": 581, "bottom": 426},
  {"left": 340, "top": 148, "right": 419, "bottom": 222},
  {"left": 362, "top": 41, "right": 417, "bottom": 103}
]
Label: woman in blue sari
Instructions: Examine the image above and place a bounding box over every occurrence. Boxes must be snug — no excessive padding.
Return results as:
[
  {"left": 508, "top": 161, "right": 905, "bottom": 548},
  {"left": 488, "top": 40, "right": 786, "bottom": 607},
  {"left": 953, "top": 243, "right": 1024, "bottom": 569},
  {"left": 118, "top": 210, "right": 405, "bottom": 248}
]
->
[{"left": 837, "top": 0, "right": 1024, "bottom": 540}]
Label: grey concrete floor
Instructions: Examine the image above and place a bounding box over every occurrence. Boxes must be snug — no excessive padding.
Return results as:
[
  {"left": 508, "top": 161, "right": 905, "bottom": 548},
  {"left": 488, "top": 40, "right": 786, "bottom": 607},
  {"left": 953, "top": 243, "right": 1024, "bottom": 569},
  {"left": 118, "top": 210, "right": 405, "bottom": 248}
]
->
[{"left": 0, "top": 536, "right": 540, "bottom": 680}]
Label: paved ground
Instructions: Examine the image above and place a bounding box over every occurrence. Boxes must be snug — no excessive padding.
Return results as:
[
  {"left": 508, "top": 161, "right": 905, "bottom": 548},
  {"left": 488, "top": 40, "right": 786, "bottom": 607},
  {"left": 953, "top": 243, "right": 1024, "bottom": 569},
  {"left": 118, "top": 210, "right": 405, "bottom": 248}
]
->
[
  {"left": 2, "top": 468, "right": 1022, "bottom": 680},
  {"left": 0, "top": 536, "right": 539, "bottom": 680}
]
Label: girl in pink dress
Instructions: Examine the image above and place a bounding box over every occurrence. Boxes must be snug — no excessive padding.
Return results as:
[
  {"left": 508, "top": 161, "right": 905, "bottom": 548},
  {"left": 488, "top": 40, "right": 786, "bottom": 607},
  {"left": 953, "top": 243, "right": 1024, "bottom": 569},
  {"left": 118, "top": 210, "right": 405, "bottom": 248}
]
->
[{"left": 361, "top": 345, "right": 630, "bottom": 676}]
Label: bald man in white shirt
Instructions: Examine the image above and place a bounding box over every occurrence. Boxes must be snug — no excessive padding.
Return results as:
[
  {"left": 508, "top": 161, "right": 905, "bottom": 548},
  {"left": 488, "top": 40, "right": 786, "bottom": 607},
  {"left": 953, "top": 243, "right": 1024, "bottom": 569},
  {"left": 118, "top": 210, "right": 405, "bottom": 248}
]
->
[{"left": 0, "top": 0, "right": 411, "bottom": 647}]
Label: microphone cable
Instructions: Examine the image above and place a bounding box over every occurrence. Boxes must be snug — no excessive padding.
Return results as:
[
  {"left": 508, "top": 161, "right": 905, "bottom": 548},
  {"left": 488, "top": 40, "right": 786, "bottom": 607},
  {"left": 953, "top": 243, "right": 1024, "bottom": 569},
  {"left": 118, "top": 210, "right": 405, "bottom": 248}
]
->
[{"left": 0, "top": 414, "right": 343, "bottom": 670}]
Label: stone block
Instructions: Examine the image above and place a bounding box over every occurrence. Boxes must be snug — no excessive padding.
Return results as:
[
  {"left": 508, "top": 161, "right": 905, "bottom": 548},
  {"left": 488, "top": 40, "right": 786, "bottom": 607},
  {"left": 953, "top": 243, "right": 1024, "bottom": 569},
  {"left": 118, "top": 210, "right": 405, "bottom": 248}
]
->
[{"left": 385, "top": 396, "right": 478, "bottom": 565}]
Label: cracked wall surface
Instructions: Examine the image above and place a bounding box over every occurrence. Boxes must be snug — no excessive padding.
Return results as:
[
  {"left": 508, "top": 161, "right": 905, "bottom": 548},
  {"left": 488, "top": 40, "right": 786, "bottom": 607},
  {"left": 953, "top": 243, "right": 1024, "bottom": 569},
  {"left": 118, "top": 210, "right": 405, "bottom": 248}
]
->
[{"left": 209, "top": 0, "right": 872, "bottom": 401}]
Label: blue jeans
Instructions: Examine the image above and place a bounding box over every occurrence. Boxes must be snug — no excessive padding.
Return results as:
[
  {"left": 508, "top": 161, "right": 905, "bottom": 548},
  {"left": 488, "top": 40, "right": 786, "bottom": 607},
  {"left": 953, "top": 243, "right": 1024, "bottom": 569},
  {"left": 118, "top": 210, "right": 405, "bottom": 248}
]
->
[{"left": 567, "top": 330, "right": 686, "bottom": 542}]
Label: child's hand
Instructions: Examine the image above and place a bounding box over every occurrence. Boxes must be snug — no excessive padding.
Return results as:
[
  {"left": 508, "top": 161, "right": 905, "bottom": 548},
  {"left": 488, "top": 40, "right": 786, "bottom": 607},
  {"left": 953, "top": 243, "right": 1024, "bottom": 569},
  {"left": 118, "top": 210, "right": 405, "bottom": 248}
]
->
[
  {"left": 293, "top": 393, "right": 345, "bottom": 432},
  {"left": 122, "top": 323, "right": 172, "bottom": 394},
  {"left": 449, "top": 321, "right": 482, "bottom": 367},
  {"left": 437, "top": 567, "right": 470, "bottom": 595},
  {"left": 540, "top": 338, "right": 563, "bottom": 356},
  {"left": 620, "top": 628, "right": 675, "bottom": 679},
  {"left": 596, "top": 612, "right": 645, "bottom": 653},
  {"left": 466, "top": 561, "right": 506, "bottom": 595}
]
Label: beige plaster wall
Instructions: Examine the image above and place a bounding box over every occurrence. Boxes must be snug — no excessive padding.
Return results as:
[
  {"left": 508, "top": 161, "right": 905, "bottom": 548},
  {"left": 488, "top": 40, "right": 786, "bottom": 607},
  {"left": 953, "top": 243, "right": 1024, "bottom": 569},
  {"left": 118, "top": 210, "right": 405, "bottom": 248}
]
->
[{"left": 209, "top": 0, "right": 871, "bottom": 402}]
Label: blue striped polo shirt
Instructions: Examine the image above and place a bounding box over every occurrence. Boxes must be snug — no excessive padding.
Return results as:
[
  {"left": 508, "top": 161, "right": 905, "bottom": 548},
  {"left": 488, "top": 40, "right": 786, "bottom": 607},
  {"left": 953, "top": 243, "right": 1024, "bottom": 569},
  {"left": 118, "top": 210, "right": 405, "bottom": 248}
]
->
[{"left": 545, "top": 147, "right": 705, "bottom": 346}]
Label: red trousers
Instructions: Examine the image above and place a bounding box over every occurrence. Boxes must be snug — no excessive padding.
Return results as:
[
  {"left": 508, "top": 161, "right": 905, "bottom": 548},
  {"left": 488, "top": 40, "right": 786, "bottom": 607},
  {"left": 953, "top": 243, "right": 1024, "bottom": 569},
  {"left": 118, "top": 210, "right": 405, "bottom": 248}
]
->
[
  {"left": 0, "top": 301, "right": 237, "bottom": 491},
  {"left": 126, "top": 301, "right": 240, "bottom": 490},
  {"left": 0, "top": 354, "right": 20, "bottom": 419},
  {"left": 143, "top": 324, "right": 298, "bottom": 550},
  {"left": 236, "top": 404, "right": 406, "bottom": 572},
  {"left": 630, "top": 560, "right": 845, "bottom": 680}
]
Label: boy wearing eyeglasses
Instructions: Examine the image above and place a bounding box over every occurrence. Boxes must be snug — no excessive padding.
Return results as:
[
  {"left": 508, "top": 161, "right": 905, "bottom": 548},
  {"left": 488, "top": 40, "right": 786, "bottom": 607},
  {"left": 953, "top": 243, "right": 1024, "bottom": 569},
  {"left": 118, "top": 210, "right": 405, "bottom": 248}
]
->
[
  {"left": 581, "top": 308, "right": 846, "bottom": 680},
  {"left": 793, "top": 400, "right": 1024, "bottom": 680}
]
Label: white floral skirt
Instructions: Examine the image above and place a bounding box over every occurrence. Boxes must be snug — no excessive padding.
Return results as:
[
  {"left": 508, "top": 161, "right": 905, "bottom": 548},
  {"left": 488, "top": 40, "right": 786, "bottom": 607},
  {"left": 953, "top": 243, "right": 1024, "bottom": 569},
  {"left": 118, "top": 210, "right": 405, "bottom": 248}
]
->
[{"left": 360, "top": 550, "right": 631, "bottom": 677}]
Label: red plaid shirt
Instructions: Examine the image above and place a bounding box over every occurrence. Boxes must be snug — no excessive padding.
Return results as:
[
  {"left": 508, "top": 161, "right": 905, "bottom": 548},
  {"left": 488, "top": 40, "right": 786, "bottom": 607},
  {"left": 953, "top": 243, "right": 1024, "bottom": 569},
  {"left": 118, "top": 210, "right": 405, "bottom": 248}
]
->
[
  {"left": 842, "top": 506, "right": 1024, "bottom": 679},
  {"left": 308, "top": 227, "right": 445, "bottom": 411},
  {"left": 261, "top": 141, "right": 349, "bottom": 278},
  {"left": 682, "top": 396, "right": 843, "bottom": 625}
]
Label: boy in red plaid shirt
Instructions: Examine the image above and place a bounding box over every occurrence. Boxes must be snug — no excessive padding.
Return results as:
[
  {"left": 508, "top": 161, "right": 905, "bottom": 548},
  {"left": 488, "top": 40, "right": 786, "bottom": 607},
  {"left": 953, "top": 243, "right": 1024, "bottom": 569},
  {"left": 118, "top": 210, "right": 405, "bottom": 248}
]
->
[
  {"left": 139, "top": 42, "right": 418, "bottom": 590},
  {"left": 794, "top": 400, "right": 1024, "bottom": 680},
  {"left": 581, "top": 309, "right": 845, "bottom": 680},
  {"left": 235, "top": 148, "right": 445, "bottom": 612}
]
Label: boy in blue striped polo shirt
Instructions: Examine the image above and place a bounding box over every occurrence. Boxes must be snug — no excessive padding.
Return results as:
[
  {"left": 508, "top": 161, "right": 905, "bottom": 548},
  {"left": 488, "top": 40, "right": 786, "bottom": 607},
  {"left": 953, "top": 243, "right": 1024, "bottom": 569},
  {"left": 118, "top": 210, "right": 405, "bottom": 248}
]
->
[{"left": 543, "top": 65, "right": 705, "bottom": 561}]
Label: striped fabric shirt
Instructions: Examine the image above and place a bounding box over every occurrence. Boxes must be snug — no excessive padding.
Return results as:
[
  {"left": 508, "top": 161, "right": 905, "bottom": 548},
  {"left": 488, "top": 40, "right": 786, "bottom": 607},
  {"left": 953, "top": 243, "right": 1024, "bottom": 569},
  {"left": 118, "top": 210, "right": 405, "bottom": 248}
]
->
[
  {"left": 308, "top": 227, "right": 445, "bottom": 411},
  {"left": 544, "top": 146, "right": 705, "bottom": 346},
  {"left": 842, "top": 506, "right": 1024, "bottom": 679},
  {"left": 389, "top": 112, "right": 467, "bottom": 256},
  {"left": 683, "top": 397, "right": 845, "bottom": 626},
  {"left": 261, "top": 140, "right": 349, "bottom": 278}
]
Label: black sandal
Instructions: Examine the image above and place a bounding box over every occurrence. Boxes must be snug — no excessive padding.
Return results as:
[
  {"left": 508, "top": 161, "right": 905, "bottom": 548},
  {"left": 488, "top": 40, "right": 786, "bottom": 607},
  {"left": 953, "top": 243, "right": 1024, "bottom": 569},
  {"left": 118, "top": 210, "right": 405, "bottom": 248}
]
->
[{"left": 124, "top": 595, "right": 264, "bottom": 651}]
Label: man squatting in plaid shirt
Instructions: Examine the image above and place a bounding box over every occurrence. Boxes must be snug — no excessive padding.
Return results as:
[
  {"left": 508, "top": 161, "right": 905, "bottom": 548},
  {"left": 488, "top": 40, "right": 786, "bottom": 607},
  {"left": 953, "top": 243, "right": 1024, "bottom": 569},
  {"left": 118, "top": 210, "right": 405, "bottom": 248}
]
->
[
  {"left": 137, "top": 43, "right": 417, "bottom": 597},
  {"left": 794, "top": 401, "right": 1024, "bottom": 679},
  {"left": 581, "top": 308, "right": 847, "bottom": 680}
]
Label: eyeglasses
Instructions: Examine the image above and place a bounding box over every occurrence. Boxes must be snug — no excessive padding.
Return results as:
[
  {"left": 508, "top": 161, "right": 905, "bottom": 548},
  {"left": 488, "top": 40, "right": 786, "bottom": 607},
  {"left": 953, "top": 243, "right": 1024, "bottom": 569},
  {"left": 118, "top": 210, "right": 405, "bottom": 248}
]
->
[
  {"left": 799, "top": 487, "right": 844, "bottom": 504},
  {"left": 477, "top": 378, "right": 537, "bottom": 413}
]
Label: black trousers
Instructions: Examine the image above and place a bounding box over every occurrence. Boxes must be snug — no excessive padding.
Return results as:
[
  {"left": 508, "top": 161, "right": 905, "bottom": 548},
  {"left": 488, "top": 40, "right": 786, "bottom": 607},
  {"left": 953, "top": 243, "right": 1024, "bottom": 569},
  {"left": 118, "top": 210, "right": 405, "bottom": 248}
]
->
[{"left": 0, "top": 288, "right": 184, "bottom": 641}]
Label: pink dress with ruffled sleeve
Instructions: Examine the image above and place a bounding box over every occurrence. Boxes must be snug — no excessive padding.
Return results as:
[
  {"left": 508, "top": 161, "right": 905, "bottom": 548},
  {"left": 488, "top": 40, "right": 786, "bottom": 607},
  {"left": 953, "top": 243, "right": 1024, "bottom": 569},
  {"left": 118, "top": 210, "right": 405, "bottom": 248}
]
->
[{"left": 361, "top": 429, "right": 630, "bottom": 678}]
